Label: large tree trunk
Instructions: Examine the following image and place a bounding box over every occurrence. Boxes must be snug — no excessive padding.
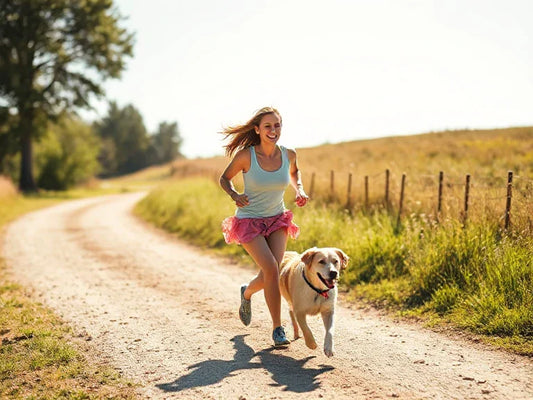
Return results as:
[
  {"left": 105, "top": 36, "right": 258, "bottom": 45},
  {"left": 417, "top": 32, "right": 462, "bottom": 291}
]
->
[{"left": 18, "top": 110, "right": 37, "bottom": 192}]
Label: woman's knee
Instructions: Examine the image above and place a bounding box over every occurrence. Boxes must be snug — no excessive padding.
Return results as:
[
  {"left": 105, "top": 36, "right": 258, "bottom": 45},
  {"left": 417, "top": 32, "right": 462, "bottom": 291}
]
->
[{"left": 261, "top": 261, "right": 280, "bottom": 280}]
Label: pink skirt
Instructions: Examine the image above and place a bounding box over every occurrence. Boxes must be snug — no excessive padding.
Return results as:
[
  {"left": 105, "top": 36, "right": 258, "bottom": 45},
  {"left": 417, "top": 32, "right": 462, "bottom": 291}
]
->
[{"left": 222, "top": 210, "right": 300, "bottom": 244}]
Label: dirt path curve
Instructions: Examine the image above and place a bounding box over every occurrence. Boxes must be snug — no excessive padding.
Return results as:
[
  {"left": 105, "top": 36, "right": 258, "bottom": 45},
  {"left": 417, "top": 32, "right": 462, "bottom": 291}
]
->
[{"left": 2, "top": 193, "right": 532, "bottom": 399}]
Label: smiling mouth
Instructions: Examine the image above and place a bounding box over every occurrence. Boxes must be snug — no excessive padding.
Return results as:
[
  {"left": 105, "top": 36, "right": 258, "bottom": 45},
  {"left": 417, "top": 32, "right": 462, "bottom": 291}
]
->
[{"left": 317, "top": 272, "right": 336, "bottom": 289}]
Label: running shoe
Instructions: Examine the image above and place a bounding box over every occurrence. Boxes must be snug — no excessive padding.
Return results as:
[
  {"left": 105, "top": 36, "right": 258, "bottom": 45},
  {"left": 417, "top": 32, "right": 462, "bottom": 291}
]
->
[
  {"left": 272, "top": 326, "right": 290, "bottom": 347},
  {"left": 239, "top": 284, "right": 251, "bottom": 326}
]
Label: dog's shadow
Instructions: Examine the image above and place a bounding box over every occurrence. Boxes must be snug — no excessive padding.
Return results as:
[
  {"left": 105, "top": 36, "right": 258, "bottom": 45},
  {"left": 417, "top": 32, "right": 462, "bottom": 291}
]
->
[{"left": 156, "top": 334, "right": 334, "bottom": 393}]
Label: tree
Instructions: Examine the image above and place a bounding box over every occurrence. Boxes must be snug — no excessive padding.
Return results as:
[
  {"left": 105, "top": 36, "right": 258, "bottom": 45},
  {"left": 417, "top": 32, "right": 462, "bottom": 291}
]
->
[
  {"left": 0, "top": 107, "right": 18, "bottom": 174},
  {"left": 0, "top": 0, "right": 133, "bottom": 191},
  {"left": 95, "top": 102, "right": 149, "bottom": 176},
  {"left": 35, "top": 115, "right": 101, "bottom": 190},
  {"left": 150, "top": 121, "right": 183, "bottom": 165}
]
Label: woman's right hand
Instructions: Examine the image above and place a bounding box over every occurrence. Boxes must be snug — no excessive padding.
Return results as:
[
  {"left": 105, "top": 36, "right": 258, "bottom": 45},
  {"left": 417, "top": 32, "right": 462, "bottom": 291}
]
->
[{"left": 231, "top": 192, "right": 249, "bottom": 207}]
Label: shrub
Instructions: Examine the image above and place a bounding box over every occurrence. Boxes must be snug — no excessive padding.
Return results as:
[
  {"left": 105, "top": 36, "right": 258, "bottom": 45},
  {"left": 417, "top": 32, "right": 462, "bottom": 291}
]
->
[{"left": 35, "top": 117, "right": 100, "bottom": 190}]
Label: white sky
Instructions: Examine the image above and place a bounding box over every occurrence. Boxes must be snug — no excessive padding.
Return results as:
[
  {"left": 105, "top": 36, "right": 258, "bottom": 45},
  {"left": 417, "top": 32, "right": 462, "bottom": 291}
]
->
[{"left": 84, "top": 0, "right": 533, "bottom": 158}]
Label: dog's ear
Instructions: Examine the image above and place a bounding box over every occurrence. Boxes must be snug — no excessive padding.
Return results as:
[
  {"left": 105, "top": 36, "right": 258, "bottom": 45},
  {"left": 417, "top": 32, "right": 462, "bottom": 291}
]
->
[
  {"left": 301, "top": 247, "right": 318, "bottom": 266},
  {"left": 335, "top": 249, "right": 350, "bottom": 271}
]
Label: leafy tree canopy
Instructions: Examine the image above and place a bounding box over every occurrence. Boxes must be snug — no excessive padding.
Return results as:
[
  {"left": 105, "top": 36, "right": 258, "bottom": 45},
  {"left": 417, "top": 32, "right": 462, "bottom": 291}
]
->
[
  {"left": 95, "top": 101, "right": 149, "bottom": 176},
  {"left": 0, "top": 0, "right": 134, "bottom": 191},
  {"left": 35, "top": 115, "right": 101, "bottom": 190},
  {"left": 95, "top": 102, "right": 184, "bottom": 176},
  {"left": 151, "top": 121, "right": 183, "bottom": 165}
]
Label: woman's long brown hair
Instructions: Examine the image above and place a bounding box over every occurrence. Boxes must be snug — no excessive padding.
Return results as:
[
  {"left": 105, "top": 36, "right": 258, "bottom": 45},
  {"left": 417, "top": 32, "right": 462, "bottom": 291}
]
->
[{"left": 221, "top": 107, "right": 282, "bottom": 157}]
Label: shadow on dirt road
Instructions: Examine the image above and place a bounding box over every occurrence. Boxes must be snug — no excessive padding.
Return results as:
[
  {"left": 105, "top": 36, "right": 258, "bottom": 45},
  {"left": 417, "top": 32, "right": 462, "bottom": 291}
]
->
[{"left": 156, "top": 334, "right": 335, "bottom": 393}]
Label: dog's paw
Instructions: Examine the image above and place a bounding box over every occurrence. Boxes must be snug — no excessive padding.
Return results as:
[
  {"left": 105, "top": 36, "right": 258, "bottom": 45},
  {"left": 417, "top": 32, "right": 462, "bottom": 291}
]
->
[
  {"left": 324, "top": 334, "right": 334, "bottom": 357},
  {"left": 292, "top": 327, "right": 300, "bottom": 340}
]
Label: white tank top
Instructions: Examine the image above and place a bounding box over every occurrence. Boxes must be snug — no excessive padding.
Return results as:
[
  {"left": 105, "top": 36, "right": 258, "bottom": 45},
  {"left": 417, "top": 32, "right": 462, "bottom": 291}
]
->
[{"left": 236, "top": 146, "right": 290, "bottom": 218}]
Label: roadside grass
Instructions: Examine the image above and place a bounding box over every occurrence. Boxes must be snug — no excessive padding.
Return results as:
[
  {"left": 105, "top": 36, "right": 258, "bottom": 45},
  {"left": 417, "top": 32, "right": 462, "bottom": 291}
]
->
[
  {"left": 0, "top": 177, "right": 139, "bottom": 399},
  {"left": 104, "top": 163, "right": 174, "bottom": 192},
  {"left": 135, "top": 177, "right": 533, "bottom": 356}
]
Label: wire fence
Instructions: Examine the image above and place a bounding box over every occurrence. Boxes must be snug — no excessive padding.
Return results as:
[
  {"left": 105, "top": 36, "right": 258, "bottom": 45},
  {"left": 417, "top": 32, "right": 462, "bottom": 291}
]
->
[
  {"left": 305, "top": 169, "right": 533, "bottom": 235},
  {"left": 169, "top": 160, "right": 533, "bottom": 236}
]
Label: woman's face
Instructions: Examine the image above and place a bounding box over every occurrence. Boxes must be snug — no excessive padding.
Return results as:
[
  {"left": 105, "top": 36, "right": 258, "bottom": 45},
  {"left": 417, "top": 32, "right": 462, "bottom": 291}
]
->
[{"left": 255, "top": 113, "right": 282, "bottom": 144}]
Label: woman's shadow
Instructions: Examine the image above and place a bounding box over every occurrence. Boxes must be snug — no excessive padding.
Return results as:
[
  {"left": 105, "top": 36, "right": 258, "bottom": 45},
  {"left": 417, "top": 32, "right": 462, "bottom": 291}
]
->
[{"left": 156, "top": 334, "right": 334, "bottom": 393}]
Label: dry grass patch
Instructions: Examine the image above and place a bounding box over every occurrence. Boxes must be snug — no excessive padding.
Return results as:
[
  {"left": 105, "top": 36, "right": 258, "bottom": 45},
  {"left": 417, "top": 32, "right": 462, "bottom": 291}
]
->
[{"left": 0, "top": 175, "right": 17, "bottom": 199}]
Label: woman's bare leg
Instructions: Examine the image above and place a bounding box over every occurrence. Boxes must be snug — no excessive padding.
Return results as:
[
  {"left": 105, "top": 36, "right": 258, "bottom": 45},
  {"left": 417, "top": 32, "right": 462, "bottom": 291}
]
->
[
  {"left": 241, "top": 229, "right": 288, "bottom": 329},
  {"left": 266, "top": 229, "right": 288, "bottom": 266},
  {"left": 244, "top": 229, "right": 288, "bottom": 298},
  {"left": 244, "top": 270, "right": 264, "bottom": 298}
]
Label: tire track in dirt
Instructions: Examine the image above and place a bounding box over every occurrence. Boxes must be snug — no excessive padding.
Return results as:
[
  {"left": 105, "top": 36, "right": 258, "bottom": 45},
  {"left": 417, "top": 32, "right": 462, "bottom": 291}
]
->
[{"left": 3, "top": 193, "right": 532, "bottom": 399}]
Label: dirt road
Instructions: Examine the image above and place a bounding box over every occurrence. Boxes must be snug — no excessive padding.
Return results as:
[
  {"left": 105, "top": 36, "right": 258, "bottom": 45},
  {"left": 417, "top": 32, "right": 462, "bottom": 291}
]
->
[{"left": 2, "top": 193, "right": 532, "bottom": 399}]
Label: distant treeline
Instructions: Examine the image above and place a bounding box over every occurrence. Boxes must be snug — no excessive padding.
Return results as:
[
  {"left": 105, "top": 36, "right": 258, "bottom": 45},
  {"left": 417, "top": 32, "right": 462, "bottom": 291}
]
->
[{"left": 0, "top": 101, "right": 183, "bottom": 190}]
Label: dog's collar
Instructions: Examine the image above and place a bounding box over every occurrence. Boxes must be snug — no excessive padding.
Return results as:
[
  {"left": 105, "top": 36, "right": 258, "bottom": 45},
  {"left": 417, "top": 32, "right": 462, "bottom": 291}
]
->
[{"left": 302, "top": 269, "right": 330, "bottom": 299}]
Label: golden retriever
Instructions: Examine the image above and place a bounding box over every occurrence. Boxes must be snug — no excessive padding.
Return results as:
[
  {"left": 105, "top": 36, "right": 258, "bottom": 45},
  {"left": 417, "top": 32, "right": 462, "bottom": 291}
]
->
[{"left": 279, "top": 247, "right": 349, "bottom": 357}]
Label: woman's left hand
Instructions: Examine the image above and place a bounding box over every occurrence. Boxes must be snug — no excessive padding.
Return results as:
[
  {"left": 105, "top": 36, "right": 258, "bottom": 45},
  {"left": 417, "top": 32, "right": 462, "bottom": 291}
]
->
[{"left": 295, "top": 189, "right": 309, "bottom": 207}]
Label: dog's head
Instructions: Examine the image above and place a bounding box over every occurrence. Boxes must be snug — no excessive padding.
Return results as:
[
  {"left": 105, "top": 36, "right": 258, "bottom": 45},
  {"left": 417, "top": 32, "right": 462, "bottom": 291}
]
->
[{"left": 301, "top": 247, "right": 349, "bottom": 290}]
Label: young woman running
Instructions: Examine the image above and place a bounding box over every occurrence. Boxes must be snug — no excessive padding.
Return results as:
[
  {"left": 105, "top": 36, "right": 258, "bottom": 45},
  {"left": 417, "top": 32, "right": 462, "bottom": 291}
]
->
[{"left": 219, "top": 106, "right": 308, "bottom": 346}]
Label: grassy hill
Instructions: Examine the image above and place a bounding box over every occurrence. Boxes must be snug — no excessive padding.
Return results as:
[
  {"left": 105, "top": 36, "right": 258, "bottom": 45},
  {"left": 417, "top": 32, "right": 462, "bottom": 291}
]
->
[
  {"left": 172, "top": 126, "right": 533, "bottom": 176},
  {"left": 172, "top": 126, "right": 533, "bottom": 232}
]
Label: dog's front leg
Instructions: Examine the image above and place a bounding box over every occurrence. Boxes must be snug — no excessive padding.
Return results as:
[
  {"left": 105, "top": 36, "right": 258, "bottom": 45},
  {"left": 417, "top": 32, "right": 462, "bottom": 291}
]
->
[
  {"left": 295, "top": 311, "right": 317, "bottom": 349},
  {"left": 289, "top": 309, "right": 300, "bottom": 340},
  {"left": 321, "top": 310, "right": 335, "bottom": 357}
]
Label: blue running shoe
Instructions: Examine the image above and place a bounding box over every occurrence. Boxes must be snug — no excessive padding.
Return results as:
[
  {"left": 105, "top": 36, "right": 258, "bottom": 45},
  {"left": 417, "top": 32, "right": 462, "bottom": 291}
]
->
[{"left": 272, "top": 326, "right": 290, "bottom": 347}]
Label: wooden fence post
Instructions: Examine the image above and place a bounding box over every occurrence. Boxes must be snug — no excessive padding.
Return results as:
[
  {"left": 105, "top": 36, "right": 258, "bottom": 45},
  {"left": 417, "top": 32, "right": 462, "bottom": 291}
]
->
[
  {"left": 438, "top": 171, "right": 444, "bottom": 214},
  {"left": 385, "top": 169, "right": 390, "bottom": 208},
  {"left": 463, "top": 174, "right": 471, "bottom": 226},
  {"left": 396, "top": 174, "right": 406, "bottom": 229},
  {"left": 364, "top": 175, "right": 369, "bottom": 209},
  {"left": 309, "top": 172, "right": 315, "bottom": 199},
  {"left": 346, "top": 173, "right": 352, "bottom": 209},
  {"left": 504, "top": 171, "right": 513, "bottom": 230}
]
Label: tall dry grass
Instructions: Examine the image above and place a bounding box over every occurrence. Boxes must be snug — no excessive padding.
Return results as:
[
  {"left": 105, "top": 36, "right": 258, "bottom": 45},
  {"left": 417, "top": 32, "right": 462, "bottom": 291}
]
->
[
  {"left": 170, "top": 127, "right": 533, "bottom": 233},
  {"left": 297, "top": 127, "right": 533, "bottom": 233}
]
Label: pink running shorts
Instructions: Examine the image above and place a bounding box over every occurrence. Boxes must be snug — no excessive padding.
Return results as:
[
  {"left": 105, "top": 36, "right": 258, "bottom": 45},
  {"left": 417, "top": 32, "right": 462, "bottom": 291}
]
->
[{"left": 221, "top": 210, "right": 300, "bottom": 244}]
